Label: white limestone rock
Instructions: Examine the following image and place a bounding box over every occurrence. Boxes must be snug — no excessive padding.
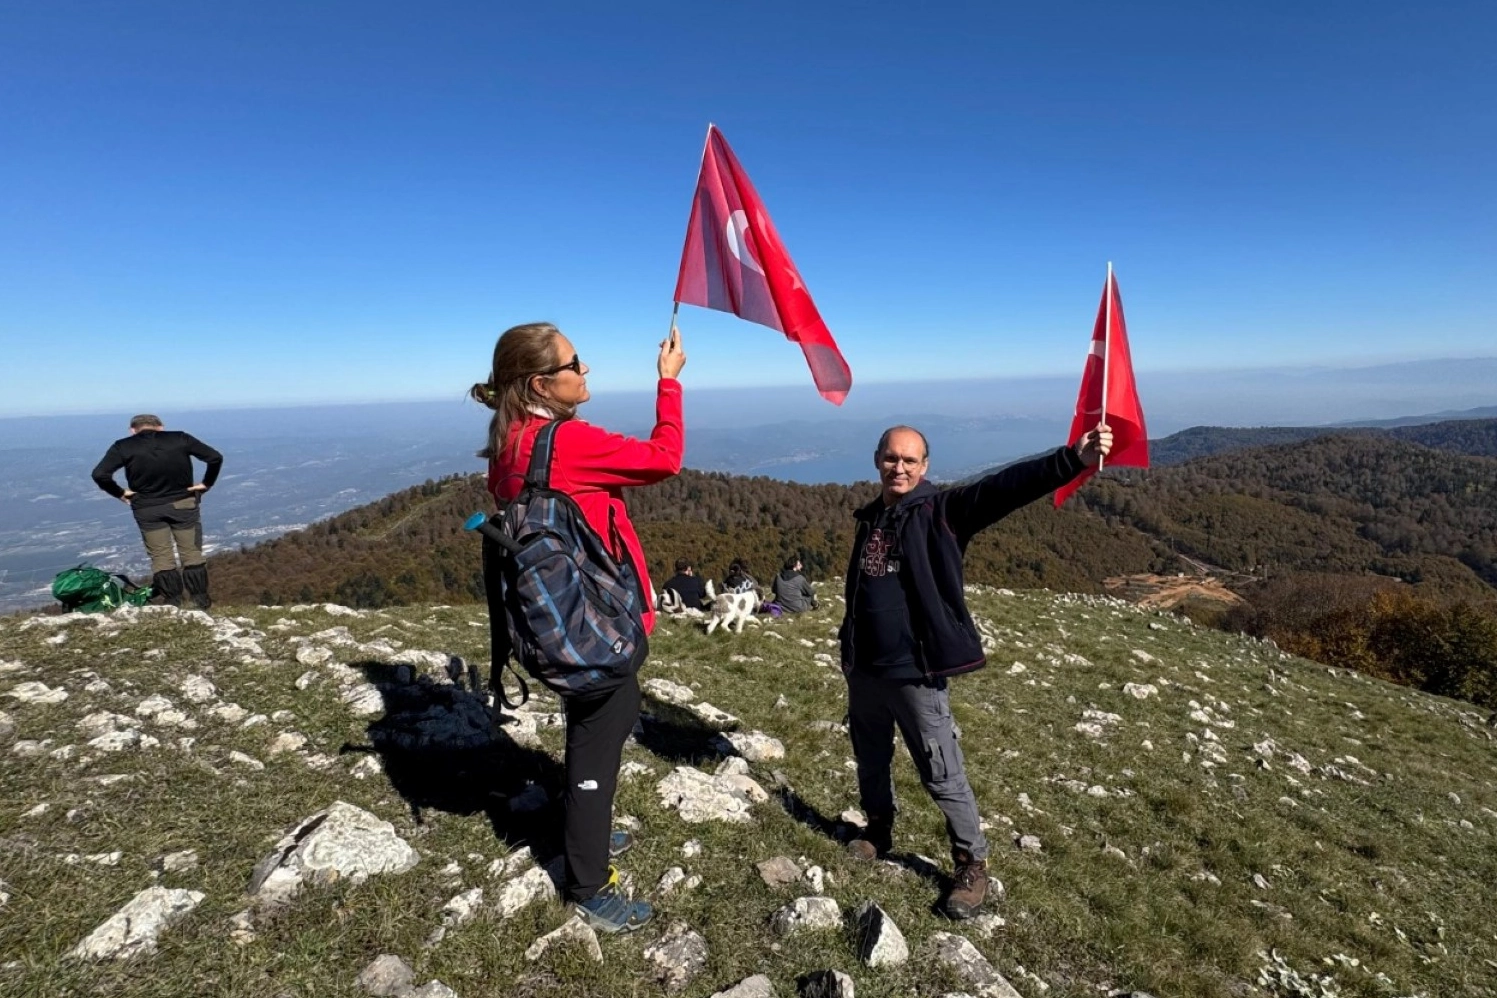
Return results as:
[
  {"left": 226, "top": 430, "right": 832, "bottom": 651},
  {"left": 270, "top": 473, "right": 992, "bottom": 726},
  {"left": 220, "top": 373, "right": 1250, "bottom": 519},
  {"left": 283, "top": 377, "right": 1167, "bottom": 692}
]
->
[
  {"left": 247, "top": 801, "right": 419, "bottom": 908},
  {"left": 6, "top": 681, "right": 68, "bottom": 705},
  {"left": 644, "top": 921, "right": 709, "bottom": 993},
  {"left": 356, "top": 954, "right": 414, "bottom": 996},
  {"left": 709, "top": 975, "right": 775, "bottom": 998},
  {"left": 770, "top": 896, "right": 841, "bottom": 936},
  {"left": 69, "top": 886, "right": 204, "bottom": 961},
  {"left": 853, "top": 900, "right": 909, "bottom": 967},
  {"left": 525, "top": 914, "right": 603, "bottom": 963},
  {"left": 720, "top": 730, "right": 786, "bottom": 762},
  {"left": 928, "top": 932, "right": 1022, "bottom": 998},
  {"left": 657, "top": 765, "right": 763, "bottom": 823},
  {"left": 493, "top": 859, "right": 563, "bottom": 918},
  {"left": 180, "top": 676, "right": 217, "bottom": 703}
]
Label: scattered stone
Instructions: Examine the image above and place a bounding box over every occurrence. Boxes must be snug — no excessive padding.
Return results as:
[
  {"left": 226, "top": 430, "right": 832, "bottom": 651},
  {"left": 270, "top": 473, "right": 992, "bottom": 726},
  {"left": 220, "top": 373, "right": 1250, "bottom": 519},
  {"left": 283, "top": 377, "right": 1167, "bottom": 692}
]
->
[
  {"left": 1130, "top": 649, "right": 1156, "bottom": 664},
  {"left": 229, "top": 750, "right": 265, "bottom": 771},
  {"left": 1122, "top": 683, "right": 1158, "bottom": 700},
  {"left": 709, "top": 975, "right": 775, "bottom": 998},
  {"left": 928, "top": 932, "right": 1022, "bottom": 998},
  {"left": 643, "top": 677, "right": 697, "bottom": 704},
  {"left": 853, "top": 900, "right": 909, "bottom": 967},
  {"left": 493, "top": 859, "right": 563, "bottom": 918},
  {"left": 296, "top": 645, "right": 334, "bottom": 666},
  {"left": 771, "top": 896, "right": 841, "bottom": 936},
  {"left": 342, "top": 684, "right": 385, "bottom": 716},
  {"left": 69, "top": 886, "right": 204, "bottom": 961},
  {"left": 681, "top": 839, "right": 702, "bottom": 858},
  {"left": 180, "top": 676, "right": 217, "bottom": 703},
  {"left": 267, "top": 732, "right": 309, "bottom": 756},
  {"left": 757, "top": 856, "right": 802, "bottom": 887},
  {"left": 350, "top": 755, "right": 384, "bottom": 779},
  {"left": 247, "top": 801, "right": 419, "bottom": 908},
  {"left": 356, "top": 954, "right": 415, "bottom": 996},
  {"left": 525, "top": 915, "right": 603, "bottom": 963},
  {"left": 157, "top": 850, "right": 199, "bottom": 874},
  {"left": 644, "top": 921, "right": 709, "bottom": 992},
  {"left": 719, "top": 730, "right": 786, "bottom": 762},
  {"left": 658, "top": 866, "right": 688, "bottom": 893},
  {"left": 657, "top": 765, "right": 763, "bottom": 823},
  {"left": 207, "top": 703, "right": 249, "bottom": 724},
  {"left": 1017, "top": 835, "right": 1042, "bottom": 852},
  {"left": 6, "top": 681, "right": 68, "bottom": 705}
]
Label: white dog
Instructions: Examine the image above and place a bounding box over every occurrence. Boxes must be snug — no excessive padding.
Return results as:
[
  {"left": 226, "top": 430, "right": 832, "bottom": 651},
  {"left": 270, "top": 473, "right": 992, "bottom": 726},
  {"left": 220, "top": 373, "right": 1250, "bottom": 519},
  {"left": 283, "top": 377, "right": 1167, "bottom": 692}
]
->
[{"left": 704, "top": 589, "right": 758, "bottom": 635}]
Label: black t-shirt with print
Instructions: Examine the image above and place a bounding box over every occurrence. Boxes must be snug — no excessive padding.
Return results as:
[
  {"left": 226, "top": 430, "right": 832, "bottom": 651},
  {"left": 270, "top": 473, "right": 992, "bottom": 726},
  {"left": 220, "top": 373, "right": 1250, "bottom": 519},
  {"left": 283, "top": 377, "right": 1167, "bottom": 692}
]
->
[{"left": 851, "top": 506, "right": 923, "bottom": 678}]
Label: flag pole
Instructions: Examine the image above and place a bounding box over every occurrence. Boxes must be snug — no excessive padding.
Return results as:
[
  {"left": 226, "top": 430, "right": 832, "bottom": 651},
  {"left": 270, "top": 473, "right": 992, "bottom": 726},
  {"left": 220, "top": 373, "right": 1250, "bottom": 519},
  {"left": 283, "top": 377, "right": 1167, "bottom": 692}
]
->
[
  {"left": 1098, "top": 261, "right": 1113, "bottom": 472},
  {"left": 669, "top": 123, "right": 716, "bottom": 338}
]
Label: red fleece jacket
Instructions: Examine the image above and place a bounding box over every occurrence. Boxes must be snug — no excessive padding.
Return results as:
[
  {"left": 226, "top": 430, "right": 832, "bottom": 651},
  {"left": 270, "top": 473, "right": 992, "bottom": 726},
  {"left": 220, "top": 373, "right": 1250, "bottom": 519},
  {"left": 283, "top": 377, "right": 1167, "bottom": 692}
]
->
[{"left": 487, "top": 378, "right": 684, "bottom": 635}]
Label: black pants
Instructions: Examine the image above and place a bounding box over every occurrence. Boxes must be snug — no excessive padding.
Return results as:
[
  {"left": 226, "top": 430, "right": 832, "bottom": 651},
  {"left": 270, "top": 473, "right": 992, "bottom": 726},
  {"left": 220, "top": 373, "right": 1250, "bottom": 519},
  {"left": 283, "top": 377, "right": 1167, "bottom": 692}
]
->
[{"left": 561, "top": 675, "right": 640, "bottom": 902}]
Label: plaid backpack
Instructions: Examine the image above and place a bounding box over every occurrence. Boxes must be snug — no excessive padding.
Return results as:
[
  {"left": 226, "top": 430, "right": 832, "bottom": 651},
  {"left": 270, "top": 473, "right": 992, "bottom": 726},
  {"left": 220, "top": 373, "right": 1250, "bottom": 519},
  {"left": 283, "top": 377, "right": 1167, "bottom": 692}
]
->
[{"left": 471, "top": 420, "right": 649, "bottom": 704}]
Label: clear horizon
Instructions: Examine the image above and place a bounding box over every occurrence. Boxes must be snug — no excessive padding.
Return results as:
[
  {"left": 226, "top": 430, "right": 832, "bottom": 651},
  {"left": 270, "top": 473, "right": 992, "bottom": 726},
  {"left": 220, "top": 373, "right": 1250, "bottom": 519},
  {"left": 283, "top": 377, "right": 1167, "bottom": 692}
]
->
[{"left": 2, "top": 3, "right": 1494, "bottom": 416}]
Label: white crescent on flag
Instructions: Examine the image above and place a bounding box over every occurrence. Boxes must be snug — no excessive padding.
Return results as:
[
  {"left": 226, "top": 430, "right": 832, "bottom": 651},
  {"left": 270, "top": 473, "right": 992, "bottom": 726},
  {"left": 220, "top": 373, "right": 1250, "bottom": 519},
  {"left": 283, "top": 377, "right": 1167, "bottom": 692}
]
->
[{"left": 725, "top": 209, "right": 765, "bottom": 275}]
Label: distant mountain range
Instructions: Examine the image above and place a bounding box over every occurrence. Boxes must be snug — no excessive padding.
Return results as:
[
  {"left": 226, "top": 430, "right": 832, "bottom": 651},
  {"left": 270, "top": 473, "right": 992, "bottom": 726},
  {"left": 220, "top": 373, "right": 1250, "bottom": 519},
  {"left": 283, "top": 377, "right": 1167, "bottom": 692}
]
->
[{"left": 1148, "top": 410, "right": 1497, "bottom": 465}]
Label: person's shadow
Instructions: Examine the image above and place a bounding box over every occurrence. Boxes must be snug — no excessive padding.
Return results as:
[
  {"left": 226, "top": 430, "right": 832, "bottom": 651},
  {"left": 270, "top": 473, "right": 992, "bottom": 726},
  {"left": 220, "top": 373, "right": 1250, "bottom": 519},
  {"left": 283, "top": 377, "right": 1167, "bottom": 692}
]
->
[{"left": 339, "top": 658, "right": 564, "bottom": 856}]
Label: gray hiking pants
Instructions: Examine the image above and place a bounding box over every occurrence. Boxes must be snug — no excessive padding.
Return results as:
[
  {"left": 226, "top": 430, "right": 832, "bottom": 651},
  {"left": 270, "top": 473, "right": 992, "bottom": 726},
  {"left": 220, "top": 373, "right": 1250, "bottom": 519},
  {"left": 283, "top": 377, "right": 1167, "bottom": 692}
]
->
[{"left": 846, "top": 670, "right": 989, "bottom": 860}]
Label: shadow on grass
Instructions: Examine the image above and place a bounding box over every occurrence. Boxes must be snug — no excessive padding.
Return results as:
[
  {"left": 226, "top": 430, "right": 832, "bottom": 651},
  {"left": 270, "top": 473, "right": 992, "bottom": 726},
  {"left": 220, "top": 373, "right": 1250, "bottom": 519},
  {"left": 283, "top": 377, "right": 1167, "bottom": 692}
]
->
[
  {"left": 339, "top": 659, "right": 563, "bottom": 855},
  {"left": 634, "top": 697, "right": 732, "bottom": 766}
]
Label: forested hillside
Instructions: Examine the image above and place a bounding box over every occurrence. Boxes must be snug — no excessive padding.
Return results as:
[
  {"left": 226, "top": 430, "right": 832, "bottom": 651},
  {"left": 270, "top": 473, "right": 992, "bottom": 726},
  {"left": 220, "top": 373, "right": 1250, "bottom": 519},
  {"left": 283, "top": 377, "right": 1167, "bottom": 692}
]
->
[
  {"left": 207, "top": 469, "right": 1177, "bottom": 607},
  {"left": 1082, "top": 433, "right": 1497, "bottom": 598},
  {"left": 209, "top": 430, "right": 1497, "bottom": 610},
  {"left": 1148, "top": 416, "right": 1497, "bottom": 465}
]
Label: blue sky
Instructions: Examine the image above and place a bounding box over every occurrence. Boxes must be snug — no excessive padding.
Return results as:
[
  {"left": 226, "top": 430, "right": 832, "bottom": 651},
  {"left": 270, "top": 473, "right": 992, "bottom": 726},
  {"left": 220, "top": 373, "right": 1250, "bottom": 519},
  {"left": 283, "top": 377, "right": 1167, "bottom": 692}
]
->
[{"left": 2, "top": 1, "right": 1494, "bottom": 416}]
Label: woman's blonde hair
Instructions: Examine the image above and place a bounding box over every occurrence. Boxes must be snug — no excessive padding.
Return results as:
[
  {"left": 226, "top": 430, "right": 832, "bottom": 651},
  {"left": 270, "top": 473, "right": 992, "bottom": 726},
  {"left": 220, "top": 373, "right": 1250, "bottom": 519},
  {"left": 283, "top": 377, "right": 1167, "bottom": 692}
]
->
[{"left": 470, "top": 322, "right": 576, "bottom": 460}]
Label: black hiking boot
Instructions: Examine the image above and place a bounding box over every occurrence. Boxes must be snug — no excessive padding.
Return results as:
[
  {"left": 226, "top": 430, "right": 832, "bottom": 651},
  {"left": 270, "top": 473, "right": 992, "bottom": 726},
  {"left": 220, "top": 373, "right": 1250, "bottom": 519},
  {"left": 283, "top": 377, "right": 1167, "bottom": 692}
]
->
[
  {"left": 182, "top": 563, "right": 212, "bottom": 610},
  {"left": 149, "top": 569, "right": 183, "bottom": 607}
]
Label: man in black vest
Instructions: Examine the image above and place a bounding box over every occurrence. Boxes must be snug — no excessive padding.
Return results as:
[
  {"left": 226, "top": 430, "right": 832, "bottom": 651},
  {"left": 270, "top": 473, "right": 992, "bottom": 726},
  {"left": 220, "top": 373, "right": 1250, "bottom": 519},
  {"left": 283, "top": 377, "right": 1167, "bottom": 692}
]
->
[
  {"left": 839, "top": 423, "right": 1111, "bottom": 919},
  {"left": 92, "top": 414, "right": 223, "bottom": 609}
]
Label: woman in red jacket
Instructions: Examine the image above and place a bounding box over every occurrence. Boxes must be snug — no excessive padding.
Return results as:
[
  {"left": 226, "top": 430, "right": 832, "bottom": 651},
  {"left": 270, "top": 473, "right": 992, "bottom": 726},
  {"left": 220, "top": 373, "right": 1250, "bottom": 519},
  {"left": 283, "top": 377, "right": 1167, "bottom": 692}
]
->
[{"left": 472, "top": 321, "right": 685, "bottom": 934}]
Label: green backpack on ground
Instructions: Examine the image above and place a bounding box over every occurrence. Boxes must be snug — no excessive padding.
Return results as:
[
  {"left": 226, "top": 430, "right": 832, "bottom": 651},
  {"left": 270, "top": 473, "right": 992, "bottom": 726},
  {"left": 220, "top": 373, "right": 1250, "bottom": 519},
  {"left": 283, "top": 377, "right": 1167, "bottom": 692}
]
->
[{"left": 51, "top": 565, "right": 152, "bottom": 613}]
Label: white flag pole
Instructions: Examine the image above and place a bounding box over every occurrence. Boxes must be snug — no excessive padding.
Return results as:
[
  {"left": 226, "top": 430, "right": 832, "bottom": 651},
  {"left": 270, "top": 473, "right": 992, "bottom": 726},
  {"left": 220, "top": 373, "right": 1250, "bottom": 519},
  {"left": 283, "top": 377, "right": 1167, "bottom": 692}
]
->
[{"left": 1098, "top": 261, "right": 1113, "bottom": 472}]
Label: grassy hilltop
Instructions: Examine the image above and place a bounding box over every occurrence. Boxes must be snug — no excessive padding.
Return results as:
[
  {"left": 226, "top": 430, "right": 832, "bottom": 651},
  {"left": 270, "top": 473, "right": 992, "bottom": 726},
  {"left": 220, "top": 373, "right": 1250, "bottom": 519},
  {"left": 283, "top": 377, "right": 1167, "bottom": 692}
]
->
[{"left": 1, "top": 590, "right": 1494, "bottom": 998}]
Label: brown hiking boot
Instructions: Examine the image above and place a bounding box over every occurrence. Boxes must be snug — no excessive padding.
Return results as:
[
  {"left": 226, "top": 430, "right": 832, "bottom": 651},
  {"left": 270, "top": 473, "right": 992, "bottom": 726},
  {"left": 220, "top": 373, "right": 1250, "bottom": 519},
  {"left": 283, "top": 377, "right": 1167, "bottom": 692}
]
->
[
  {"left": 846, "top": 816, "right": 893, "bottom": 861},
  {"left": 940, "top": 850, "right": 989, "bottom": 919}
]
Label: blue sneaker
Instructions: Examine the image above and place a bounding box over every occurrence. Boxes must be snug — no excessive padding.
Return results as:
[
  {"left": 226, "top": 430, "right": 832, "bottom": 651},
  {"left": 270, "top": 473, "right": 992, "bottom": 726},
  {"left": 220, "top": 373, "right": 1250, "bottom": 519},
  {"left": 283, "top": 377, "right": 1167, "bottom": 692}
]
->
[
  {"left": 575, "top": 866, "right": 654, "bottom": 934},
  {"left": 608, "top": 830, "right": 634, "bottom": 858}
]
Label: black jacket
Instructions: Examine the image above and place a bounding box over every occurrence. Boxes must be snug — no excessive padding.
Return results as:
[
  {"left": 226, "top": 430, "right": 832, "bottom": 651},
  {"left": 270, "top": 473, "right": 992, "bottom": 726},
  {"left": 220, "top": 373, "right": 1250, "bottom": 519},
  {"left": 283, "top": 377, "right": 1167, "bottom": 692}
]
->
[
  {"left": 92, "top": 430, "right": 223, "bottom": 507},
  {"left": 839, "top": 446, "right": 1086, "bottom": 677}
]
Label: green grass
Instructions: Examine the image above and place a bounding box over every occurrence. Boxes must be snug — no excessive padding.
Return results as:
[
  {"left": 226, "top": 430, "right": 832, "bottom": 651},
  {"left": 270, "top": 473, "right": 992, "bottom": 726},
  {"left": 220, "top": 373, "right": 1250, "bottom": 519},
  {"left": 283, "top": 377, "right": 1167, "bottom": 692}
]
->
[{"left": 2, "top": 591, "right": 1495, "bottom": 998}]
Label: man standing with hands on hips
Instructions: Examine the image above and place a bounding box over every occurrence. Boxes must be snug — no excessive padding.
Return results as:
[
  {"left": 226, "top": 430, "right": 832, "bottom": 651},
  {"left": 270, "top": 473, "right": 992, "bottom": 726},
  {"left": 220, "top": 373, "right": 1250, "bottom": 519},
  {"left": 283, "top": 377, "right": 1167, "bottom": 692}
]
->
[
  {"left": 92, "top": 414, "right": 223, "bottom": 610},
  {"left": 839, "top": 422, "right": 1113, "bottom": 919}
]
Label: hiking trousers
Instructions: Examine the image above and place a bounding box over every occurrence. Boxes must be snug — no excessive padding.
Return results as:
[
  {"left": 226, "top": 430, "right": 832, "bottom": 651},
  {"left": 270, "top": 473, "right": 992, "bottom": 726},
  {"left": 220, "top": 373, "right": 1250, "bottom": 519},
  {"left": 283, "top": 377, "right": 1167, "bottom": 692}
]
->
[
  {"left": 132, "top": 497, "right": 205, "bottom": 572},
  {"left": 561, "top": 674, "right": 641, "bottom": 902},
  {"left": 846, "top": 669, "right": 989, "bottom": 861}
]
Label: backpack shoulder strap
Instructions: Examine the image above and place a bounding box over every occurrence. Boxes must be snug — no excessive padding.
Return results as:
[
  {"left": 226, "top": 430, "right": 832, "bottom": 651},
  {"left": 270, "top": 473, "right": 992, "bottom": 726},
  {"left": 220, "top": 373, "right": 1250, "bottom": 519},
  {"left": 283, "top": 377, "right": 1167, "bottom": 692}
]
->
[{"left": 525, "top": 420, "right": 561, "bottom": 490}]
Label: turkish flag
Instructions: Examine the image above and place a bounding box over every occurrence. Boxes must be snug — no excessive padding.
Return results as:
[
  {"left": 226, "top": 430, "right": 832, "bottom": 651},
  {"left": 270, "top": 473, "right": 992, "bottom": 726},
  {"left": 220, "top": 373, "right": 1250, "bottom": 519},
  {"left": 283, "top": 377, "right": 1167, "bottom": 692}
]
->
[
  {"left": 674, "top": 125, "right": 852, "bottom": 405},
  {"left": 1054, "top": 267, "right": 1149, "bottom": 508}
]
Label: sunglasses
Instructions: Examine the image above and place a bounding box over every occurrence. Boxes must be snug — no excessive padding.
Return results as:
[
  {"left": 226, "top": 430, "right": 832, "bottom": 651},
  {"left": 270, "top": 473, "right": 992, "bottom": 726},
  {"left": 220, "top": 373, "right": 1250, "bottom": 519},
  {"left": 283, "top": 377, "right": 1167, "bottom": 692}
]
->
[{"left": 537, "top": 355, "right": 583, "bottom": 377}]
